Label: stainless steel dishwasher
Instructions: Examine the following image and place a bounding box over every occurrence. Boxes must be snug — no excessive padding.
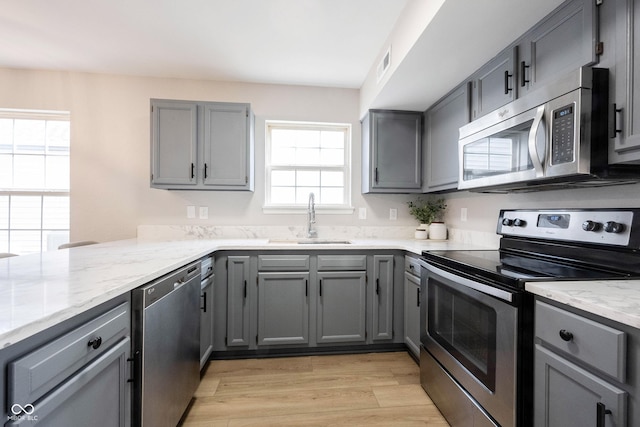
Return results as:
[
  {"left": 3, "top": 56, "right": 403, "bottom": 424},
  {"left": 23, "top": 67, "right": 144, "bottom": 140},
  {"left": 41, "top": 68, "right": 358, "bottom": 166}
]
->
[{"left": 132, "top": 262, "right": 201, "bottom": 427}]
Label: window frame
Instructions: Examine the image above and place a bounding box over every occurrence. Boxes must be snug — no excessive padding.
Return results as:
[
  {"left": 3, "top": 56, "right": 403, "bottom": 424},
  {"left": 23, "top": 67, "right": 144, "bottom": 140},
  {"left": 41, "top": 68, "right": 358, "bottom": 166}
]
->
[
  {"left": 263, "top": 120, "right": 354, "bottom": 214},
  {"left": 0, "top": 109, "right": 70, "bottom": 254}
]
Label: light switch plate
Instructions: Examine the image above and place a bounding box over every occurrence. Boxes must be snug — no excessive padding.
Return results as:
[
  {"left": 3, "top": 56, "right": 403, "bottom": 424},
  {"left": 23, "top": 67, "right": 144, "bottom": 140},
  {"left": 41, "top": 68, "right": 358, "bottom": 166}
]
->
[
  {"left": 187, "top": 206, "right": 196, "bottom": 219},
  {"left": 199, "top": 206, "right": 209, "bottom": 219},
  {"left": 359, "top": 207, "right": 367, "bottom": 220},
  {"left": 389, "top": 208, "right": 397, "bottom": 220}
]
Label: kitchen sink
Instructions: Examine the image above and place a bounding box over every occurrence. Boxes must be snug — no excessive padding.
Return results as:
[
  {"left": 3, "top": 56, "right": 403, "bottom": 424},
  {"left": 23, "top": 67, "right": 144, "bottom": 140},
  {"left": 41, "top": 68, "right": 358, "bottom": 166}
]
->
[{"left": 268, "top": 239, "right": 351, "bottom": 245}]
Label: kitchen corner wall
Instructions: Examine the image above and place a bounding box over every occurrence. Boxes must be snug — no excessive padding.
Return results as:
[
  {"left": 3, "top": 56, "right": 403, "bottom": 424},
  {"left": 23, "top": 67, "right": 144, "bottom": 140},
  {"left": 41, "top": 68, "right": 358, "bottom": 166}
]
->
[{"left": 0, "top": 67, "right": 415, "bottom": 243}]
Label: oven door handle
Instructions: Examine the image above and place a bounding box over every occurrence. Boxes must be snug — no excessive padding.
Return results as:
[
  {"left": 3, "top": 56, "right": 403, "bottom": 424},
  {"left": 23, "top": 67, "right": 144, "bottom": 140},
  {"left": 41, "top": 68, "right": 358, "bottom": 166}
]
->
[{"left": 425, "top": 263, "right": 515, "bottom": 303}]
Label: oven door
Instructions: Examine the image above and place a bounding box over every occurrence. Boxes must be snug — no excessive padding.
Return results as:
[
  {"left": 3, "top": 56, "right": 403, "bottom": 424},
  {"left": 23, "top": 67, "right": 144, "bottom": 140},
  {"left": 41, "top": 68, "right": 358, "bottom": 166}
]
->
[{"left": 421, "top": 262, "right": 519, "bottom": 427}]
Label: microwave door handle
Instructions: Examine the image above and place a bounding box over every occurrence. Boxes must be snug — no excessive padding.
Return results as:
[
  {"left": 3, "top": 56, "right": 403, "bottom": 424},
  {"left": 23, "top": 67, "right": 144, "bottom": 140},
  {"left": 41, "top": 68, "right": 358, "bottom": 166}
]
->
[{"left": 528, "top": 105, "right": 545, "bottom": 178}]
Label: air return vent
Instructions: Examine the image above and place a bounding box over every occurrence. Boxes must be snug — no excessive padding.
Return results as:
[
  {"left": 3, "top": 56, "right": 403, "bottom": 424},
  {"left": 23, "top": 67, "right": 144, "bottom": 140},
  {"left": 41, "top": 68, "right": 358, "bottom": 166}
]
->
[{"left": 376, "top": 46, "right": 391, "bottom": 83}]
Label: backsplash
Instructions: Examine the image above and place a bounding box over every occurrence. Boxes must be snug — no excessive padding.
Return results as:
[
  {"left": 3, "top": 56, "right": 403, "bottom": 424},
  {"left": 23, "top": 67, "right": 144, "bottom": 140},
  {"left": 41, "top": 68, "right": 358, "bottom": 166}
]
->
[{"left": 136, "top": 224, "right": 501, "bottom": 248}]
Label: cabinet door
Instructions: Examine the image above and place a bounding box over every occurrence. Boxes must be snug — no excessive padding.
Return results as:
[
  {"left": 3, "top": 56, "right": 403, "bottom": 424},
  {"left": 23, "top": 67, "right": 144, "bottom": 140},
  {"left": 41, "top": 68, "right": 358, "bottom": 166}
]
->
[
  {"left": 610, "top": 0, "right": 640, "bottom": 162},
  {"left": 200, "top": 276, "right": 214, "bottom": 369},
  {"left": 6, "top": 338, "right": 130, "bottom": 427},
  {"left": 404, "top": 272, "right": 420, "bottom": 358},
  {"left": 424, "top": 83, "right": 471, "bottom": 192},
  {"left": 518, "top": 0, "right": 597, "bottom": 95},
  {"left": 257, "top": 272, "right": 309, "bottom": 346},
  {"left": 150, "top": 100, "right": 198, "bottom": 187},
  {"left": 471, "top": 47, "right": 517, "bottom": 119},
  {"left": 372, "top": 255, "right": 394, "bottom": 341},
  {"left": 534, "top": 344, "right": 627, "bottom": 427},
  {"left": 202, "top": 103, "right": 253, "bottom": 190},
  {"left": 226, "top": 256, "right": 251, "bottom": 347},
  {"left": 362, "top": 110, "right": 422, "bottom": 193},
  {"left": 316, "top": 271, "right": 366, "bottom": 344}
]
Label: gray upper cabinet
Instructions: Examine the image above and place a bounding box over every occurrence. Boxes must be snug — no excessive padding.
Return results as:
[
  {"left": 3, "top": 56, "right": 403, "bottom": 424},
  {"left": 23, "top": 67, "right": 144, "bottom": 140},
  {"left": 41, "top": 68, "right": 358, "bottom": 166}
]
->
[
  {"left": 150, "top": 100, "right": 198, "bottom": 186},
  {"left": 150, "top": 99, "right": 254, "bottom": 191},
  {"left": 518, "top": 0, "right": 598, "bottom": 96},
  {"left": 608, "top": 0, "right": 640, "bottom": 163},
  {"left": 423, "top": 83, "right": 471, "bottom": 192},
  {"left": 257, "top": 272, "right": 310, "bottom": 346},
  {"left": 471, "top": 47, "right": 517, "bottom": 120},
  {"left": 362, "top": 110, "right": 422, "bottom": 193}
]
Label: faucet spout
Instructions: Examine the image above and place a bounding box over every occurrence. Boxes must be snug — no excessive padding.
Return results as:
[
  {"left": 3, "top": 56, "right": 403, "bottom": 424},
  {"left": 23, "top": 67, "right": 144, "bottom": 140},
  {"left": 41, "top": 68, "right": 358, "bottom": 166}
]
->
[{"left": 307, "top": 192, "right": 317, "bottom": 238}]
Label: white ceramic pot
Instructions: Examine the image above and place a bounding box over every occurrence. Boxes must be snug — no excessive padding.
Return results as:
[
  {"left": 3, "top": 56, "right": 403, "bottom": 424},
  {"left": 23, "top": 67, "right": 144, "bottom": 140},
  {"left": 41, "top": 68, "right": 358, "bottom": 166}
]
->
[
  {"left": 429, "top": 222, "right": 447, "bottom": 240},
  {"left": 414, "top": 229, "right": 428, "bottom": 240}
]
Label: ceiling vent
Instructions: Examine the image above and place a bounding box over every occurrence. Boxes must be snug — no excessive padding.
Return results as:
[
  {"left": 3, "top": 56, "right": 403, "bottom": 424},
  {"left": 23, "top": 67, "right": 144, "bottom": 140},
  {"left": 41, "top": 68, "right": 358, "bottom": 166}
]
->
[{"left": 376, "top": 46, "right": 391, "bottom": 83}]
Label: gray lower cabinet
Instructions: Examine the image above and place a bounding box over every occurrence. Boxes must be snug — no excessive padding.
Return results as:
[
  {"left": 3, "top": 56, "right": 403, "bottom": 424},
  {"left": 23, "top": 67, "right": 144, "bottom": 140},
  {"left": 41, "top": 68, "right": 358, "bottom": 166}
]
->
[
  {"left": 362, "top": 109, "right": 422, "bottom": 193},
  {"left": 372, "top": 255, "right": 394, "bottom": 341},
  {"left": 423, "top": 82, "right": 471, "bottom": 192},
  {"left": 518, "top": 0, "right": 598, "bottom": 96},
  {"left": 150, "top": 99, "right": 254, "bottom": 191},
  {"left": 403, "top": 270, "right": 420, "bottom": 358},
  {"left": 316, "top": 271, "right": 367, "bottom": 343},
  {"left": 534, "top": 299, "right": 630, "bottom": 427},
  {"left": 4, "top": 300, "right": 131, "bottom": 426},
  {"left": 257, "top": 272, "right": 310, "bottom": 346},
  {"left": 226, "top": 256, "right": 251, "bottom": 347},
  {"left": 200, "top": 274, "right": 214, "bottom": 369}
]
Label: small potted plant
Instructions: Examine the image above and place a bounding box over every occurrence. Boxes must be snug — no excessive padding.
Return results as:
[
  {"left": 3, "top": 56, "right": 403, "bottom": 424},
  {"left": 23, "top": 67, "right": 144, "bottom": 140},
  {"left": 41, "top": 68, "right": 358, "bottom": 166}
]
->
[{"left": 407, "top": 197, "right": 447, "bottom": 239}]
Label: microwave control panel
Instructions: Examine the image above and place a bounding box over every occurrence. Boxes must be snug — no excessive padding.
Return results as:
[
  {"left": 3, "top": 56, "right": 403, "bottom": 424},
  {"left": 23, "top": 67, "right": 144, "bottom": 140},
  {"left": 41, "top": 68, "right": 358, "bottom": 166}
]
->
[{"left": 551, "top": 104, "right": 575, "bottom": 164}]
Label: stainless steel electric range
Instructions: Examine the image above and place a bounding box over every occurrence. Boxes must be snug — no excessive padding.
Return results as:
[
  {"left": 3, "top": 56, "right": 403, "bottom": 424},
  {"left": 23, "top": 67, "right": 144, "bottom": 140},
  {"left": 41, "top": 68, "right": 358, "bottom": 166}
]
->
[{"left": 419, "top": 208, "right": 640, "bottom": 427}]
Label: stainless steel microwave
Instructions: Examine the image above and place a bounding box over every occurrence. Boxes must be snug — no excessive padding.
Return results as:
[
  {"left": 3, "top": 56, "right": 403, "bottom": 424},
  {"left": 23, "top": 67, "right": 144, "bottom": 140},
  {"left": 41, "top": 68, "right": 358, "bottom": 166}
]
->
[{"left": 458, "top": 67, "right": 640, "bottom": 192}]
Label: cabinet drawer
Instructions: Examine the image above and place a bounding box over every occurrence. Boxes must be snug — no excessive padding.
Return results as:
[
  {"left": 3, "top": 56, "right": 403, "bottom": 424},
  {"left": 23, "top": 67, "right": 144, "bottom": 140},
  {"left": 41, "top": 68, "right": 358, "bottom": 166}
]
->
[
  {"left": 535, "top": 301, "right": 626, "bottom": 381},
  {"left": 317, "top": 255, "right": 367, "bottom": 271},
  {"left": 9, "top": 302, "right": 130, "bottom": 405},
  {"left": 405, "top": 256, "right": 422, "bottom": 276},
  {"left": 258, "top": 255, "right": 310, "bottom": 271}
]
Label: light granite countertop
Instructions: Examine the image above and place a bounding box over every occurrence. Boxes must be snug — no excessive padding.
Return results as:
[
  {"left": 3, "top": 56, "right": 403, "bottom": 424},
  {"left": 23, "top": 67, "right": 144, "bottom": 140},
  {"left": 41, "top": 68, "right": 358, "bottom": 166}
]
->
[
  {"left": 0, "top": 237, "right": 485, "bottom": 349},
  {"left": 526, "top": 280, "right": 640, "bottom": 329}
]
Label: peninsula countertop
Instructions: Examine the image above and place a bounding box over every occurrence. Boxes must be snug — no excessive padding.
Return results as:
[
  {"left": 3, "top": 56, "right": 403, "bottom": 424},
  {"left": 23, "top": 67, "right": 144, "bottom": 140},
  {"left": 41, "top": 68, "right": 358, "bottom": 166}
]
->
[{"left": 0, "top": 237, "right": 484, "bottom": 349}]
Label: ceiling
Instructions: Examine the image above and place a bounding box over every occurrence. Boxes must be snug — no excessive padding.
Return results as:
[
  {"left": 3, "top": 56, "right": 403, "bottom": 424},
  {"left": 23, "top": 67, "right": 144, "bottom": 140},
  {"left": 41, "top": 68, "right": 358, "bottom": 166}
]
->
[{"left": 0, "top": 0, "right": 408, "bottom": 88}]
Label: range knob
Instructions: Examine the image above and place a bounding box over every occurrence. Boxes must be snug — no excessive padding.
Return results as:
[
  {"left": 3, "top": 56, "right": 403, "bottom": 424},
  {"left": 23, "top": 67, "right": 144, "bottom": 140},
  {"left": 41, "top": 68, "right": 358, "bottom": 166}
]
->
[
  {"left": 582, "top": 220, "right": 601, "bottom": 232},
  {"left": 603, "top": 221, "right": 625, "bottom": 233},
  {"left": 513, "top": 218, "right": 526, "bottom": 227},
  {"left": 502, "top": 218, "right": 514, "bottom": 226}
]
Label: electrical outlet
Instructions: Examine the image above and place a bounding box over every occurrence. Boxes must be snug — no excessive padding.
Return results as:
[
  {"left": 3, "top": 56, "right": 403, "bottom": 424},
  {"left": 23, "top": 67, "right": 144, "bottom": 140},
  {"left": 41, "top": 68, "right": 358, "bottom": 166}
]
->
[
  {"left": 359, "top": 207, "right": 367, "bottom": 220},
  {"left": 187, "top": 206, "right": 196, "bottom": 219},
  {"left": 199, "top": 206, "right": 209, "bottom": 220},
  {"left": 389, "top": 208, "right": 397, "bottom": 220},
  {"left": 461, "top": 207, "right": 468, "bottom": 222}
]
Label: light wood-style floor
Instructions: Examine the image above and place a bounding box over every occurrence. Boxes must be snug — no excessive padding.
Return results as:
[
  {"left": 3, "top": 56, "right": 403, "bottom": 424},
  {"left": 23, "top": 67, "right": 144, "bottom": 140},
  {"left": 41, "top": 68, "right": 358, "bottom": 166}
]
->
[{"left": 181, "top": 351, "right": 449, "bottom": 426}]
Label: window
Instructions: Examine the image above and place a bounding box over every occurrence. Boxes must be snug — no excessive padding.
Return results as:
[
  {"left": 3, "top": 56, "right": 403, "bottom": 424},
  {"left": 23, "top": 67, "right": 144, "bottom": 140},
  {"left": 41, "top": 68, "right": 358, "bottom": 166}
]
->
[
  {"left": 265, "top": 121, "right": 352, "bottom": 213},
  {"left": 0, "top": 110, "right": 70, "bottom": 255}
]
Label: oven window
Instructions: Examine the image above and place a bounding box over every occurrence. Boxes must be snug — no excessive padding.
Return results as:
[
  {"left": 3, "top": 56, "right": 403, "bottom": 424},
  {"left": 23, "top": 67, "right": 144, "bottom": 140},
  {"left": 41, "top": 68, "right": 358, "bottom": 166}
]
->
[{"left": 428, "top": 279, "right": 497, "bottom": 391}]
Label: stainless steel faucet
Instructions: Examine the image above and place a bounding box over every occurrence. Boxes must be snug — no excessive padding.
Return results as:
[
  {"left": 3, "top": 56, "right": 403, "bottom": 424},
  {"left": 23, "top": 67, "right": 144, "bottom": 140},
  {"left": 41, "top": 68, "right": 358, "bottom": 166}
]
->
[{"left": 307, "top": 192, "right": 317, "bottom": 238}]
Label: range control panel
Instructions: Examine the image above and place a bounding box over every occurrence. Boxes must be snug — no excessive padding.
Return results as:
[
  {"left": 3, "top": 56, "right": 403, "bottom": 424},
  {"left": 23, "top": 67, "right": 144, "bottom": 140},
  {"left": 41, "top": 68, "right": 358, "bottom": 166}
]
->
[{"left": 497, "top": 209, "right": 638, "bottom": 247}]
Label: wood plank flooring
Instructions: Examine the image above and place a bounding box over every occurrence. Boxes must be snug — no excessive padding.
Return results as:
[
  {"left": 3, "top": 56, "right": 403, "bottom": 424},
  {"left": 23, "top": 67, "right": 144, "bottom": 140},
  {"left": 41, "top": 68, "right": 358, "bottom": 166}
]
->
[{"left": 180, "top": 351, "right": 449, "bottom": 426}]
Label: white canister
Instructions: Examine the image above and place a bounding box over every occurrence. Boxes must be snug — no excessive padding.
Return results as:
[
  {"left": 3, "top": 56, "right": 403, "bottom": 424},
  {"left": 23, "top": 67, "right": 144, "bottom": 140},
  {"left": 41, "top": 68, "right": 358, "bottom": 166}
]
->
[
  {"left": 429, "top": 222, "right": 447, "bottom": 240},
  {"left": 414, "top": 228, "right": 428, "bottom": 240}
]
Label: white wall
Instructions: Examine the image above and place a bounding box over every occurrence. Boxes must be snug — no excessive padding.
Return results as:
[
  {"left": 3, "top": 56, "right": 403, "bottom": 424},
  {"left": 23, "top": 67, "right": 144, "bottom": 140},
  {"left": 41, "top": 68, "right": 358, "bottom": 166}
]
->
[{"left": 0, "top": 68, "right": 416, "bottom": 243}]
